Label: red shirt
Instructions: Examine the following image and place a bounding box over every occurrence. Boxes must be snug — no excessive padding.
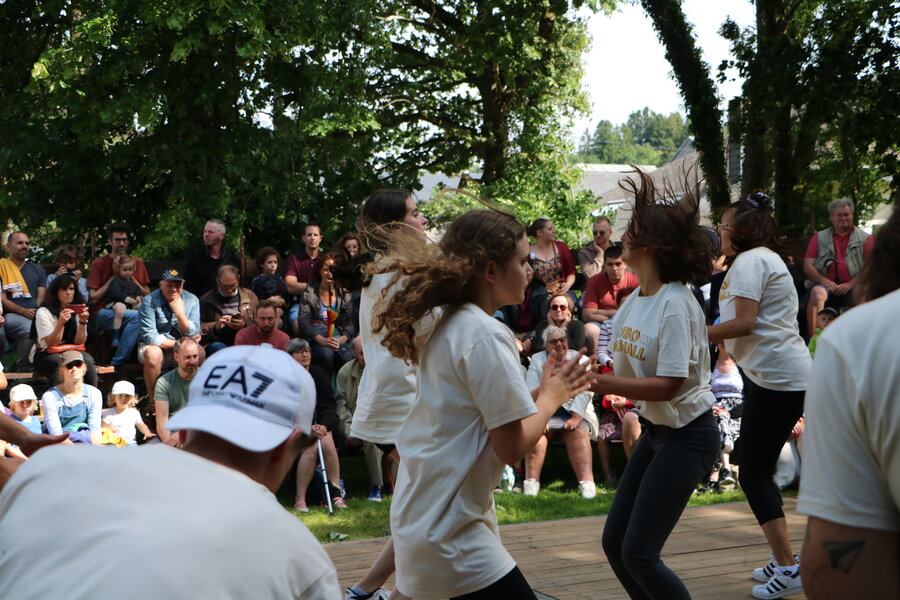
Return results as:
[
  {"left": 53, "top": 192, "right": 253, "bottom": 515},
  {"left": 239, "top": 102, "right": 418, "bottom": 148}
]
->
[
  {"left": 285, "top": 249, "right": 319, "bottom": 284},
  {"left": 86, "top": 254, "right": 150, "bottom": 311},
  {"left": 804, "top": 228, "right": 874, "bottom": 283},
  {"left": 234, "top": 325, "right": 290, "bottom": 351},
  {"left": 582, "top": 271, "right": 640, "bottom": 311}
]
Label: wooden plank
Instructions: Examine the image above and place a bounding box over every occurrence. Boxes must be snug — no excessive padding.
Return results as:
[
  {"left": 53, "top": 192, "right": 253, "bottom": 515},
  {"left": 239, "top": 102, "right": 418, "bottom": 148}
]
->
[{"left": 324, "top": 500, "right": 808, "bottom": 599}]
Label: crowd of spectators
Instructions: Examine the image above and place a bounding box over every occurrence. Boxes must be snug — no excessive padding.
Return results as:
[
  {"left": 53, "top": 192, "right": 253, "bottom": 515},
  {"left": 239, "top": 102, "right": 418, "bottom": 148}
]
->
[{"left": 0, "top": 195, "right": 879, "bottom": 518}]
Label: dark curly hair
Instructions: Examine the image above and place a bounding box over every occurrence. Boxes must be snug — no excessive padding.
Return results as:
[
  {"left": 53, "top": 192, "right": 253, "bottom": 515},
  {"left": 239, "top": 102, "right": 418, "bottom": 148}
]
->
[
  {"left": 373, "top": 209, "right": 525, "bottom": 364},
  {"left": 622, "top": 167, "right": 715, "bottom": 284}
]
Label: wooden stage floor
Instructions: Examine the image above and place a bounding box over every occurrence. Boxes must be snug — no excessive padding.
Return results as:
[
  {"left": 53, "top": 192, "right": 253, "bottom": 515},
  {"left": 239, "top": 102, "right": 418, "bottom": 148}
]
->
[{"left": 325, "top": 498, "right": 807, "bottom": 599}]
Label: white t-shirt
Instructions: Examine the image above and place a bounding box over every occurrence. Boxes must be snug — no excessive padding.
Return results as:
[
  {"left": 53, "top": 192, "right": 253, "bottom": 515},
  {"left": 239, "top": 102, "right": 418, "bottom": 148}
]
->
[
  {"left": 392, "top": 304, "right": 537, "bottom": 598},
  {"left": 797, "top": 289, "right": 900, "bottom": 532},
  {"left": 102, "top": 407, "right": 143, "bottom": 445},
  {"left": 0, "top": 445, "right": 340, "bottom": 599},
  {"left": 719, "top": 247, "right": 810, "bottom": 391},
  {"left": 352, "top": 270, "right": 437, "bottom": 444},
  {"left": 612, "top": 283, "right": 715, "bottom": 427}
]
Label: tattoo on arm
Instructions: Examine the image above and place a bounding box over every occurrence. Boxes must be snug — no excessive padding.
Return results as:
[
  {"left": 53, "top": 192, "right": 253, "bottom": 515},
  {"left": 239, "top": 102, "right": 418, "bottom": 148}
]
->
[{"left": 823, "top": 539, "right": 865, "bottom": 573}]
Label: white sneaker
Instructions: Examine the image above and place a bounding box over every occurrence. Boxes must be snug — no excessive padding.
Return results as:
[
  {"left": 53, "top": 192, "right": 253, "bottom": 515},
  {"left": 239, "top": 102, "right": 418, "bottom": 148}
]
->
[
  {"left": 523, "top": 478, "right": 540, "bottom": 496},
  {"left": 751, "top": 568, "right": 803, "bottom": 599},
  {"left": 345, "top": 587, "right": 390, "bottom": 600},
  {"left": 752, "top": 553, "right": 800, "bottom": 582},
  {"left": 578, "top": 481, "right": 597, "bottom": 499}
]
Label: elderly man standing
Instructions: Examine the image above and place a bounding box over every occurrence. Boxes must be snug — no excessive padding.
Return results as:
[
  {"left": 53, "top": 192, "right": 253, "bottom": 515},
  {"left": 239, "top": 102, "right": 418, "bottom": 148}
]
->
[
  {"left": 0, "top": 346, "right": 340, "bottom": 599},
  {"left": 184, "top": 219, "right": 242, "bottom": 298},
  {"left": 0, "top": 232, "right": 47, "bottom": 370},
  {"left": 803, "top": 199, "right": 873, "bottom": 336},
  {"left": 139, "top": 268, "right": 203, "bottom": 401},
  {"left": 577, "top": 216, "right": 614, "bottom": 280},
  {"left": 87, "top": 222, "right": 151, "bottom": 369}
]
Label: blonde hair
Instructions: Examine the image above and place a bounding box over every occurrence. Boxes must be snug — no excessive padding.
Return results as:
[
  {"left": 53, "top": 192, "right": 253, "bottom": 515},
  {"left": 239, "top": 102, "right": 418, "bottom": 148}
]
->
[
  {"left": 373, "top": 209, "right": 525, "bottom": 365},
  {"left": 108, "top": 394, "right": 138, "bottom": 408}
]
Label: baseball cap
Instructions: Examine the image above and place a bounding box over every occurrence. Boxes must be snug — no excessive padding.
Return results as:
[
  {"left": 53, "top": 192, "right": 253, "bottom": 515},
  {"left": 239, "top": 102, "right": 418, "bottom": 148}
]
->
[
  {"left": 818, "top": 307, "right": 839, "bottom": 317},
  {"left": 61, "top": 350, "right": 84, "bottom": 366},
  {"left": 166, "top": 346, "right": 316, "bottom": 452},
  {"left": 161, "top": 268, "right": 184, "bottom": 282},
  {"left": 9, "top": 384, "right": 38, "bottom": 403},
  {"left": 110, "top": 380, "right": 136, "bottom": 396}
]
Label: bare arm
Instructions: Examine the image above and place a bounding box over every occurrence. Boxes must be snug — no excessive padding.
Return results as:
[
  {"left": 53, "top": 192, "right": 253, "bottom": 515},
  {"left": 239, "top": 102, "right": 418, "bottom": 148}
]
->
[
  {"left": 155, "top": 400, "right": 171, "bottom": 443},
  {"left": 560, "top": 273, "right": 576, "bottom": 294},
  {"left": 804, "top": 257, "right": 836, "bottom": 289},
  {"left": 707, "top": 296, "right": 759, "bottom": 343},
  {"left": 591, "top": 373, "right": 685, "bottom": 403},
  {"left": 801, "top": 517, "right": 899, "bottom": 600},
  {"left": 582, "top": 306, "right": 614, "bottom": 323},
  {"left": 284, "top": 275, "right": 307, "bottom": 295},
  {"left": 1, "top": 295, "right": 32, "bottom": 317}
]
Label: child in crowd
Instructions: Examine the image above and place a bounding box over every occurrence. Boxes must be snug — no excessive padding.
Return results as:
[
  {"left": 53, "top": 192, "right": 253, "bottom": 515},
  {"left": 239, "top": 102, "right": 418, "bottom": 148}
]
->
[
  {"left": 2, "top": 384, "right": 42, "bottom": 459},
  {"left": 251, "top": 246, "right": 287, "bottom": 329},
  {"left": 101, "top": 381, "right": 155, "bottom": 446},
  {"left": 46, "top": 245, "right": 90, "bottom": 301},
  {"left": 106, "top": 255, "right": 146, "bottom": 347},
  {"left": 807, "top": 307, "right": 837, "bottom": 356}
]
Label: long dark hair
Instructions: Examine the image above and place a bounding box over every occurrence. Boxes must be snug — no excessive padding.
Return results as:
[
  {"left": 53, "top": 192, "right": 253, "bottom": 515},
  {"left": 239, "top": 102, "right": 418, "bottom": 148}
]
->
[
  {"left": 331, "top": 189, "right": 412, "bottom": 291},
  {"left": 623, "top": 167, "right": 715, "bottom": 284},
  {"left": 721, "top": 192, "right": 789, "bottom": 264},
  {"left": 43, "top": 274, "right": 85, "bottom": 315},
  {"left": 855, "top": 207, "right": 899, "bottom": 303}
]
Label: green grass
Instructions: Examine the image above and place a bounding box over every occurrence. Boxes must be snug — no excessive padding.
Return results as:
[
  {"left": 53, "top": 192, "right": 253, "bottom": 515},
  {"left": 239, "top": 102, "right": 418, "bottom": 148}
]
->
[{"left": 285, "top": 479, "right": 748, "bottom": 544}]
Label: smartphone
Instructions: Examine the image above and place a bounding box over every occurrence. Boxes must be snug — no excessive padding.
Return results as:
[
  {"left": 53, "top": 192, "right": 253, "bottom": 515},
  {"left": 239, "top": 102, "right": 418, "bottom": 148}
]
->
[{"left": 67, "top": 304, "right": 86, "bottom": 315}]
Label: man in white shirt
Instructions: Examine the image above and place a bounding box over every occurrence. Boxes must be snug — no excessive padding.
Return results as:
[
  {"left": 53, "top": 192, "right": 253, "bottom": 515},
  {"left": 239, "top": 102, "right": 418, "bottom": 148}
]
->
[{"left": 0, "top": 346, "right": 340, "bottom": 600}]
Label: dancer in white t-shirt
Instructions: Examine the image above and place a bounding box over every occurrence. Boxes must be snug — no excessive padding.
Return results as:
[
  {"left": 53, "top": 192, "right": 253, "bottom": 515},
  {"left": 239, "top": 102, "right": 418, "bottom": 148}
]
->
[
  {"left": 331, "top": 190, "right": 429, "bottom": 600},
  {"left": 371, "top": 209, "right": 594, "bottom": 599},
  {"left": 708, "top": 193, "right": 812, "bottom": 599},
  {"left": 797, "top": 207, "right": 899, "bottom": 600},
  {"left": 590, "top": 170, "right": 719, "bottom": 600}
]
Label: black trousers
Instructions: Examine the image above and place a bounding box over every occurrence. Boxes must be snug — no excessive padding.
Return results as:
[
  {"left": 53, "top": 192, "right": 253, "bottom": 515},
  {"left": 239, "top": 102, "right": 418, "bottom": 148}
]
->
[
  {"left": 450, "top": 566, "right": 536, "bottom": 600},
  {"left": 738, "top": 379, "right": 805, "bottom": 525},
  {"left": 602, "top": 411, "right": 719, "bottom": 599}
]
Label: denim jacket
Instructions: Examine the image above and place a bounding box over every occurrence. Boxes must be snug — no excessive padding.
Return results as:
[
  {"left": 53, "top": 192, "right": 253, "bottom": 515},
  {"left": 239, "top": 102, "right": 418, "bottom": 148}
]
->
[{"left": 139, "top": 288, "right": 201, "bottom": 346}]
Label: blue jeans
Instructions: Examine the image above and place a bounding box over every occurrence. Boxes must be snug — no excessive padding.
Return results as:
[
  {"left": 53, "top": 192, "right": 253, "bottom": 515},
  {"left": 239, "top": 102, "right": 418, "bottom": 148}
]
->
[{"left": 96, "top": 308, "right": 140, "bottom": 366}]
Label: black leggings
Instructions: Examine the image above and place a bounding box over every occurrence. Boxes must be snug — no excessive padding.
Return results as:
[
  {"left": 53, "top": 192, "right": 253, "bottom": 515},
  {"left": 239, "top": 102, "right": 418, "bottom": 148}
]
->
[
  {"left": 602, "top": 411, "right": 719, "bottom": 600},
  {"left": 450, "top": 566, "right": 536, "bottom": 600},
  {"left": 738, "top": 379, "right": 805, "bottom": 525}
]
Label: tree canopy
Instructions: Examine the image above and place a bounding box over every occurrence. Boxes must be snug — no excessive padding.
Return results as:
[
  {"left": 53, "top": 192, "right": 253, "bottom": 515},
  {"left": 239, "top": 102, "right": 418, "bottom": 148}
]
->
[{"left": 575, "top": 108, "right": 689, "bottom": 166}]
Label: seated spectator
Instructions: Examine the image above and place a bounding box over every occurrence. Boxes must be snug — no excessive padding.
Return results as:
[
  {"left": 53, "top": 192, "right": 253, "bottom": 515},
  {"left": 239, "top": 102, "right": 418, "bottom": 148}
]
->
[
  {"left": 102, "top": 380, "right": 155, "bottom": 446},
  {"left": 496, "top": 258, "right": 547, "bottom": 357},
  {"left": 337, "top": 232, "right": 362, "bottom": 257},
  {"left": 46, "top": 245, "right": 89, "bottom": 302},
  {"left": 527, "top": 218, "right": 576, "bottom": 298},
  {"left": 199, "top": 264, "right": 258, "bottom": 355},
  {"left": 577, "top": 215, "right": 614, "bottom": 280},
  {"left": 522, "top": 327, "right": 598, "bottom": 499},
  {"left": 287, "top": 338, "right": 347, "bottom": 511},
  {"left": 153, "top": 337, "right": 201, "bottom": 446},
  {"left": 139, "top": 268, "right": 203, "bottom": 401},
  {"left": 597, "top": 390, "right": 641, "bottom": 479},
  {"left": 88, "top": 222, "right": 150, "bottom": 370},
  {"left": 31, "top": 274, "right": 98, "bottom": 387},
  {"left": 807, "top": 307, "right": 837, "bottom": 356},
  {"left": 235, "top": 300, "right": 290, "bottom": 351},
  {"left": 532, "top": 293, "right": 586, "bottom": 354},
  {"left": 105, "top": 255, "right": 148, "bottom": 348},
  {"left": 184, "top": 219, "right": 242, "bottom": 298},
  {"left": 2, "top": 385, "right": 42, "bottom": 459},
  {"left": 701, "top": 343, "right": 743, "bottom": 493},
  {"left": 583, "top": 245, "right": 640, "bottom": 352},
  {"left": 285, "top": 223, "right": 324, "bottom": 333},
  {"left": 41, "top": 351, "right": 103, "bottom": 444},
  {"left": 1, "top": 231, "right": 47, "bottom": 371},
  {"left": 297, "top": 253, "right": 356, "bottom": 376},
  {"left": 336, "top": 336, "right": 385, "bottom": 502},
  {"left": 250, "top": 246, "right": 288, "bottom": 329}
]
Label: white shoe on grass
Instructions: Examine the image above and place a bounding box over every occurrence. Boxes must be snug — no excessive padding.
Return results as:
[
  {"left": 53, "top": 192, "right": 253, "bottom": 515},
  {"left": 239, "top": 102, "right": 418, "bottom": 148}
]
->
[
  {"left": 523, "top": 478, "right": 540, "bottom": 496},
  {"left": 578, "top": 481, "right": 597, "bottom": 499}
]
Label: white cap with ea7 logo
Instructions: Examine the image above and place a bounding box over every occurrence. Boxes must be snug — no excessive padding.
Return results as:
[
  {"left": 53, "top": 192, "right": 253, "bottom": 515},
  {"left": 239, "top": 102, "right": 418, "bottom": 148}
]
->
[{"left": 167, "top": 345, "right": 316, "bottom": 452}]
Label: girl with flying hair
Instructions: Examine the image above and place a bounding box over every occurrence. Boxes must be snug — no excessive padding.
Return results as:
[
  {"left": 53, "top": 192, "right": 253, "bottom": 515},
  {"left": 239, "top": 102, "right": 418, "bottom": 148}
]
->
[
  {"left": 372, "top": 209, "right": 594, "bottom": 600},
  {"left": 331, "top": 189, "right": 428, "bottom": 600},
  {"left": 592, "top": 169, "right": 719, "bottom": 600},
  {"left": 707, "top": 193, "right": 813, "bottom": 599}
]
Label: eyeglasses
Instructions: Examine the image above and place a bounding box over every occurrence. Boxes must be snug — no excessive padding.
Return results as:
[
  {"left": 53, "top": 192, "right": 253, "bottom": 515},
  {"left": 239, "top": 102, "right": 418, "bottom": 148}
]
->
[
  {"left": 593, "top": 229, "right": 610, "bottom": 236},
  {"left": 547, "top": 338, "right": 567, "bottom": 345},
  {"left": 294, "top": 349, "right": 312, "bottom": 355},
  {"left": 65, "top": 361, "right": 84, "bottom": 369},
  {"left": 549, "top": 305, "right": 568, "bottom": 311},
  {"left": 112, "top": 237, "right": 128, "bottom": 243}
]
